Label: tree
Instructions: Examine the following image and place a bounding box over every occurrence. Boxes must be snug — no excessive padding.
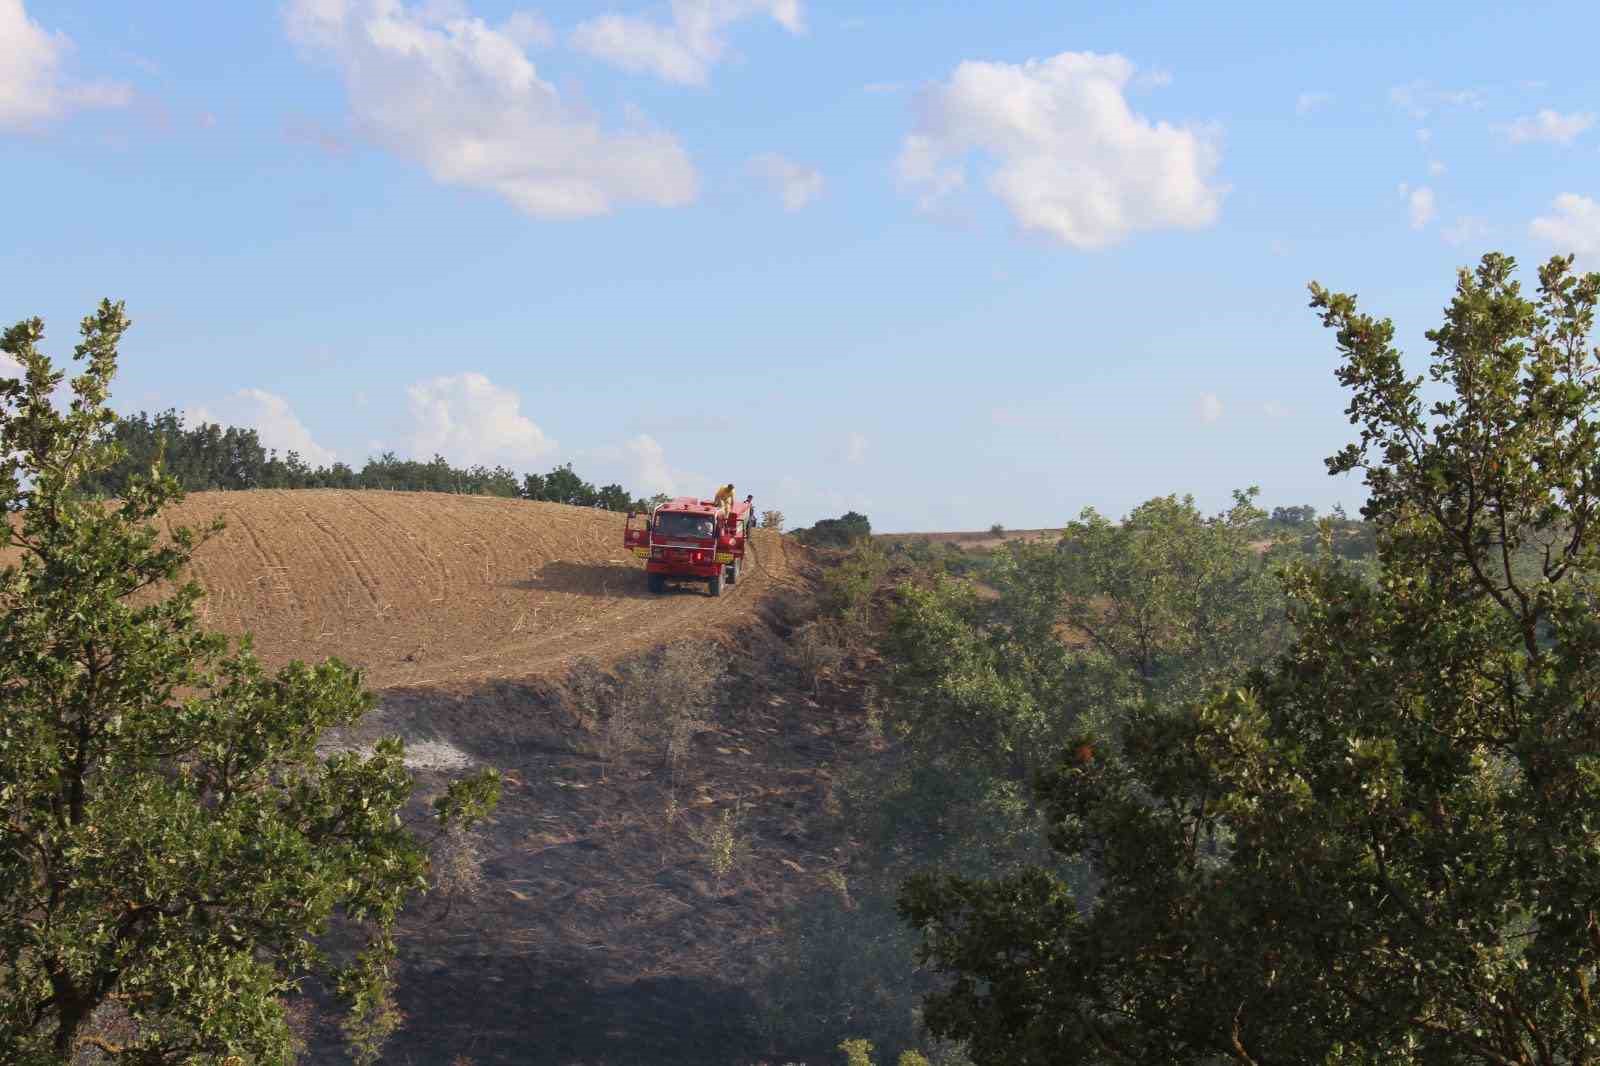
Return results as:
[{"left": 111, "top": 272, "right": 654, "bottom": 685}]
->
[
  {"left": 0, "top": 303, "right": 499, "bottom": 1063},
  {"left": 1269, "top": 503, "right": 1316, "bottom": 526},
  {"left": 795, "top": 511, "right": 872, "bottom": 548},
  {"left": 898, "top": 254, "right": 1600, "bottom": 1064},
  {"left": 760, "top": 509, "right": 786, "bottom": 533}
]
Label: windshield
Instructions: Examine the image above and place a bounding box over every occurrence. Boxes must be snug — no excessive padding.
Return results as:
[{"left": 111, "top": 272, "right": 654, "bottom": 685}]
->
[{"left": 654, "top": 512, "right": 715, "bottom": 539}]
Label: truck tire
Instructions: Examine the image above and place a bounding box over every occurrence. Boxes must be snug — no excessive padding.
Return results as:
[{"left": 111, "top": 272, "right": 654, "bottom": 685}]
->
[
  {"left": 708, "top": 568, "right": 724, "bottom": 597},
  {"left": 726, "top": 559, "right": 739, "bottom": 586},
  {"left": 648, "top": 573, "right": 666, "bottom": 595}
]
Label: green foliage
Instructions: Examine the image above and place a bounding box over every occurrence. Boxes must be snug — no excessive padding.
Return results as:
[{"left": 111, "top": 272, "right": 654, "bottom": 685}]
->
[
  {"left": 898, "top": 253, "right": 1600, "bottom": 1064},
  {"left": 794, "top": 511, "right": 872, "bottom": 548},
  {"left": 1054, "top": 488, "right": 1287, "bottom": 695},
  {"left": 820, "top": 540, "right": 892, "bottom": 632},
  {"left": 1269, "top": 503, "right": 1317, "bottom": 526},
  {"left": 766, "top": 489, "right": 1285, "bottom": 1063},
  {"left": 0, "top": 304, "right": 498, "bottom": 1063}
]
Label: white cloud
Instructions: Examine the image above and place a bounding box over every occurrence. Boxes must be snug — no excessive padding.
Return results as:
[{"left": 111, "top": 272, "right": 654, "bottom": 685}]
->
[
  {"left": 285, "top": 0, "right": 696, "bottom": 219},
  {"left": 746, "top": 151, "right": 824, "bottom": 211},
  {"left": 1428, "top": 159, "right": 1446, "bottom": 176},
  {"left": 1442, "top": 215, "right": 1491, "bottom": 248},
  {"left": 501, "top": 10, "right": 553, "bottom": 48},
  {"left": 585, "top": 432, "right": 710, "bottom": 498},
  {"left": 1199, "top": 392, "right": 1223, "bottom": 423},
  {"left": 1530, "top": 193, "right": 1600, "bottom": 257},
  {"left": 1398, "top": 183, "right": 1436, "bottom": 229},
  {"left": 1415, "top": 127, "right": 1432, "bottom": 144},
  {"left": 1263, "top": 400, "right": 1290, "bottom": 419},
  {"left": 0, "top": 352, "right": 22, "bottom": 377},
  {"left": 1498, "top": 109, "right": 1594, "bottom": 146},
  {"left": 1295, "top": 91, "right": 1331, "bottom": 116},
  {"left": 845, "top": 431, "right": 867, "bottom": 464},
  {"left": 0, "top": 0, "right": 132, "bottom": 131},
  {"left": 405, "top": 372, "right": 555, "bottom": 465},
  {"left": 1390, "top": 81, "right": 1482, "bottom": 121},
  {"left": 191, "top": 389, "right": 338, "bottom": 467},
  {"left": 623, "top": 433, "right": 675, "bottom": 494},
  {"left": 896, "top": 51, "right": 1225, "bottom": 250},
  {"left": 572, "top": 0, "right": 805, "bottom": 86}
]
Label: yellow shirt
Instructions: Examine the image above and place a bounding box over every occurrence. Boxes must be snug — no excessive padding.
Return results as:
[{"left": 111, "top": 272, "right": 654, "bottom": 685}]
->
[{"left": 712, "top": 484, "right": 734, "bottom": 506}]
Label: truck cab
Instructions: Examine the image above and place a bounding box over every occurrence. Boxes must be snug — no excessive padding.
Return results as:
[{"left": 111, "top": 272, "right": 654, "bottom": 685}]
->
[{"left": 624, "top": 496, "right": 753, "bottom": 596}]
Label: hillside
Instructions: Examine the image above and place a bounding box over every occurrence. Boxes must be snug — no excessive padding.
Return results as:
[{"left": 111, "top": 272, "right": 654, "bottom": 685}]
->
[
  {"left": 147, "top": 489, "right": 805, "bottom": 688},
  {"left": 129, "top": 490, "right": 857, "bottom": 1065}
]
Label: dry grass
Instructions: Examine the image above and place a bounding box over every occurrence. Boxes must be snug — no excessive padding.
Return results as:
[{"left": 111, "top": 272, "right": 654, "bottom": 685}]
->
[{"left": 42, "top": 488, "right": 810, "bottom": 688}]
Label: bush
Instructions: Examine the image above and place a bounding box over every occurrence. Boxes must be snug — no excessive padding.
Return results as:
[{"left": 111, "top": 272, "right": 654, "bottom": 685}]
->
[
  {"left": 820, "top": 540, "right": 891, "bottom": 631},
  {"left": 761, "top": 509, "right": 787, "bottom": 532},
  {"left": 791, "top": 620, "right": 847, "bottom": 696},
  {"left": 564, "top": 643, "right": 726, "bottom": 778}
]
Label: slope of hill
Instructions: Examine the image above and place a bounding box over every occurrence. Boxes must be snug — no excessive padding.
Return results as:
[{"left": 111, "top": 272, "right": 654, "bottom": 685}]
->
[{"left": 148, "top": 489, "right": 804, "bottom": 688}]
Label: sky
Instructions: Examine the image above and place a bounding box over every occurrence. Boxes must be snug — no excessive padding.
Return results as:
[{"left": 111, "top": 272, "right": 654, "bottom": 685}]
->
[{"left": 3, "top": 0, "right": 1599, "bottom": 531}]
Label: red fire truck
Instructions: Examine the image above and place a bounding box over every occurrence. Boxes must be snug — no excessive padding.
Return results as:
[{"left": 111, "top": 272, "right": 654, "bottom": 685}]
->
[{"left": 623, "top": 495, "right": 753, "bottom": 596}]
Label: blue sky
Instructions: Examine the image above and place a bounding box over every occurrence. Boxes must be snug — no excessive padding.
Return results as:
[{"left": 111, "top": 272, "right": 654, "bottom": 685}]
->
[{"left": 4, "top": 0, "right": 1599, "bottom": 530}]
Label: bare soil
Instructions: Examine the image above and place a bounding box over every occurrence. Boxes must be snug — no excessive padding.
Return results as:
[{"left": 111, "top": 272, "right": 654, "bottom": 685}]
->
[{"left": 152, "top": 490, "right": 806, "bottom": 687}]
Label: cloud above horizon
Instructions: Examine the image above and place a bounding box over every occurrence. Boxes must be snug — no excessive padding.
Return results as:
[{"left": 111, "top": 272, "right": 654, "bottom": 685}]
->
[
  {"left": 1531, "top": 193, "right": 1600, "bottom": 259},
  {"left": 1497, "top": 109, "right": 1594, "bottom": 146},
  {"left": 896, "top": 51, "right": 1225, "bottom": 249},
  {"left": 572, "top": 0, "right": 804, "bottom": 86},
  {"left": 285, "top": 0, "right": 697, "bottom": 219},
  {"left": 0, "top": 0, "right": 131, "bottom": 131},
  {"left": 406, "top": 372, "right": 555, "bottom": 466},
  {"left": 186, "top": 389, "right": 339, "bottom": 468}
]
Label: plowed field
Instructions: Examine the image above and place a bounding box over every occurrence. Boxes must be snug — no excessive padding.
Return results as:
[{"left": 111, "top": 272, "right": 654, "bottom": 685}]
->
[{"left": 142, "top": 490, "right": 805, "bottom": 689}]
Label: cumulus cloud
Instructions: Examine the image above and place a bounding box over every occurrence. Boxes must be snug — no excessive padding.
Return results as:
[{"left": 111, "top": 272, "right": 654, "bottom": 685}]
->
[
  {"left": 285, "top": 0, "right": 696, "bottom": 219},
  {"left": 896, "top": 51, "right": 1225, "bottom": 250},
  {"left": 746, "top": 151, "right": 824, "bottom": 211},
  {"left": 1398, "top": 183, "right": 1436, "bottom": 230},
  {"left": 1497, "top": 109, "right": 1594, "bottom": 146},
  {"left": 406, "top": 372, "right": 555, "bottom": 466},
  {"left": 1295, "top": 91, "right": 1332, "bottom": 116},
  {"left": 188, "top": 389, "right": 338, "bottom": 467},
  {"left": 1199, "top": 392, "right": 1223, "bottom": 423},
  {"left": 1530, "top": 194, "right": 1600, "bottom": 257},
  {"left": 584, "top": 432, "right": 710, "bottom": 497},
  {"left": 0, "top": 0, "right": 132, "bottom": 131},
  {"left": 500, "top": 10, "right": 554, "bottom": 48},
  {"left": 572, "top": 0, "right": 805, "bottom": 86}
]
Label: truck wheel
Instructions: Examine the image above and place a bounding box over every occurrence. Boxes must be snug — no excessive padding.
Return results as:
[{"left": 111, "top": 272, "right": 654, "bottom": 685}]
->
[
  {"left": 648, "top": 573, "right": 666, "bottom": 595},
  {"left": 708, "top": 569, "right": 724, "bottom": 597},
  {"left": 726, "top": 560, "right": 738, "bottom": 586}
]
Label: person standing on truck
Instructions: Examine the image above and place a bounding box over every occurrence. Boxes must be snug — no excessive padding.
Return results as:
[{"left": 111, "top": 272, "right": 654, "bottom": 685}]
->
[{"left": 712, "top": 483, "right": 735, "bottom": 515}]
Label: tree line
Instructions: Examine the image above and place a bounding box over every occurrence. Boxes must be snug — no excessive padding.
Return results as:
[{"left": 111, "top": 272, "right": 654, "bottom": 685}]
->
[{"left": 73, "top": 408, "right": 664, "bottom": 512}]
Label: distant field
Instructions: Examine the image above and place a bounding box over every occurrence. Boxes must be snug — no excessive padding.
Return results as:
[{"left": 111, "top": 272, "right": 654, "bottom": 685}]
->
[
  {"left": 875, "top": 527, "right": 1063, "bottom": 550},
  {"left": 42, "top": 489, "right": 807, "bottom": 689}
]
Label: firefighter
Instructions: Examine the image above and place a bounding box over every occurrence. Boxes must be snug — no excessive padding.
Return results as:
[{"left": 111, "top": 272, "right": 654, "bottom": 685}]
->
[{"left": 712, "top": 483, "right": 735, "bottom": 514}]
